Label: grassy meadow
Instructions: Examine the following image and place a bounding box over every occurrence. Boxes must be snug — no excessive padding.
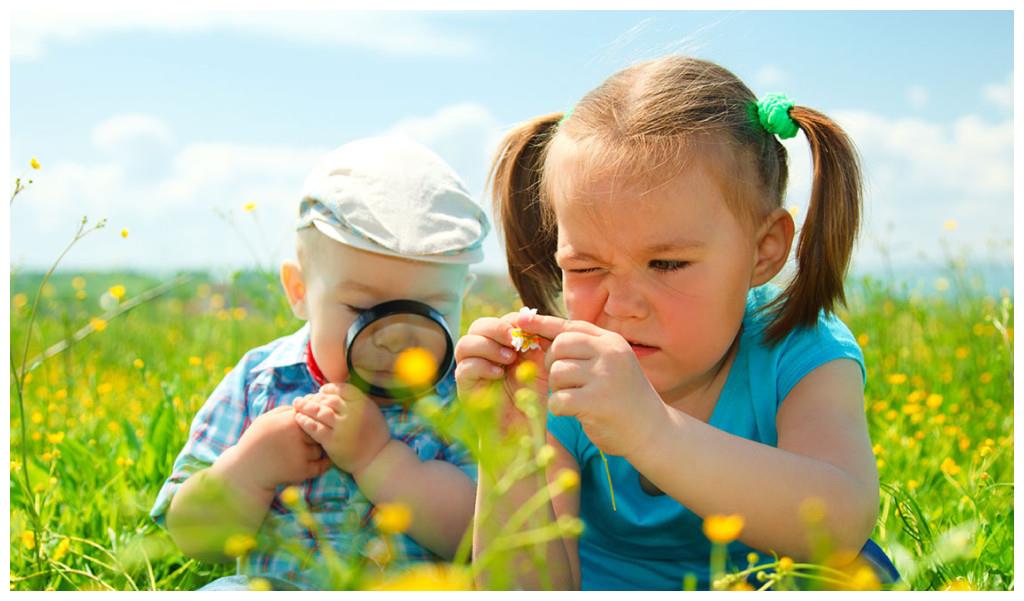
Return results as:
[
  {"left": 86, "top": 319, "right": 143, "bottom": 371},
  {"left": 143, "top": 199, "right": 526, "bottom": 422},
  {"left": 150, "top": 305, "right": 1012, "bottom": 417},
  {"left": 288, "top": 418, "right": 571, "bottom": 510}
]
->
[{"left": 8, "top": 260, "right": 1013, "bottom": 590}]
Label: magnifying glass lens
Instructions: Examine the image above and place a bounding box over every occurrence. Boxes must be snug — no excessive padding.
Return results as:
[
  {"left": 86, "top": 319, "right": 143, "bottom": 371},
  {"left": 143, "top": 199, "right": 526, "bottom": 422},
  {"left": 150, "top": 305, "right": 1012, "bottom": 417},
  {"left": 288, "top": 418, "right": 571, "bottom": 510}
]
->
[{"left": 349, "top": 313, "right": 449, "bottom": 391}]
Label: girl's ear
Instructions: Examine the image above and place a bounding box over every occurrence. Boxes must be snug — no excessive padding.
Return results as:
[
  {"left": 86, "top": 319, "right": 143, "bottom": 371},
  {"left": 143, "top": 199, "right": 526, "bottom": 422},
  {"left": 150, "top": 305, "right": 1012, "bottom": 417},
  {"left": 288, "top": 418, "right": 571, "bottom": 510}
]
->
[
  {"left": 750, "top": 208, "right": 795, "bottom": 287},
  {"left": 280, "top": 260, "right": 309, "bottom": 320}
]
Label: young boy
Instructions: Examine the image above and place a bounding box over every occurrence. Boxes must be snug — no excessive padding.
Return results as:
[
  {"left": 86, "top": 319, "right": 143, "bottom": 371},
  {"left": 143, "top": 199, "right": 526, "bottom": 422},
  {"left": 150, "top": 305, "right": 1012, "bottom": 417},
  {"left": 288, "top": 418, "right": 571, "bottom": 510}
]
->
[{"left": 150, "top": 136, "right": 490, "bottom": 590}]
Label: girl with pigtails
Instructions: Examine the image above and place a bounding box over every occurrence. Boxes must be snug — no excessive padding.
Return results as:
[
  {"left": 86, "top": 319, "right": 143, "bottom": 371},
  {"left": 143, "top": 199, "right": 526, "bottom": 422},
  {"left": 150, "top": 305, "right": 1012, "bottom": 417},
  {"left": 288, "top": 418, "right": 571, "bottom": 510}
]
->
[{"left": 455, "top": 55, "right": 900, "bottom": 590}]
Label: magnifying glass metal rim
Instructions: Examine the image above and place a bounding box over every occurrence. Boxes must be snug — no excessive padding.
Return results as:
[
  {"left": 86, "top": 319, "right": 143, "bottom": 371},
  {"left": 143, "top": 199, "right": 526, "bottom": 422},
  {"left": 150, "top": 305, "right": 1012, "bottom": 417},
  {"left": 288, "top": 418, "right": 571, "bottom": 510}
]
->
[{"left": 344, "top": 299, "right": 455, "bottom": 401}]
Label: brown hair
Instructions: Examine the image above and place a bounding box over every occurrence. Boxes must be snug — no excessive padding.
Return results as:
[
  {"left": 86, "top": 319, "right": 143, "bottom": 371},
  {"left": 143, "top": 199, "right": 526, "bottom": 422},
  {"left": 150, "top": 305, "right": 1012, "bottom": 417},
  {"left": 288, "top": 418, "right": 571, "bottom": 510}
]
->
[{"left": 489, "top": 55, "right": 862, "bottom": 345}]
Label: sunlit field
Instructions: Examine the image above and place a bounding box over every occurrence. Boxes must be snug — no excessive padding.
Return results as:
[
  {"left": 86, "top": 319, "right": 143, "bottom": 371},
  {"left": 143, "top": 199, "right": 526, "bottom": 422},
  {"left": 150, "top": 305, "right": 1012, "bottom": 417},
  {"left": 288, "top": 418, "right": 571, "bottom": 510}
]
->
[{"left": 9, "top": 256, "right": 1012, "bottom": 591}]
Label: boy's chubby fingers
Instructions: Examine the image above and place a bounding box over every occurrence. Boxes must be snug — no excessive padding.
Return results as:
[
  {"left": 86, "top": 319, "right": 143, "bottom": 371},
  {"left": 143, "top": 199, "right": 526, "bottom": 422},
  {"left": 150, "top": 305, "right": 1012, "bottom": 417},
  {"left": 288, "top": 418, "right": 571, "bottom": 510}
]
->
[
  {"left": 335, "top": 382, "right": 371, "bottom": 405},
  {"left": 320, "top": 383, "right": 341, "bottom": 396},
  {"left": 293, "top": 411, "right": 329, "bottom": 443},
  {"left": 295, "top": 398, "right": 338, "bottom": 429}
]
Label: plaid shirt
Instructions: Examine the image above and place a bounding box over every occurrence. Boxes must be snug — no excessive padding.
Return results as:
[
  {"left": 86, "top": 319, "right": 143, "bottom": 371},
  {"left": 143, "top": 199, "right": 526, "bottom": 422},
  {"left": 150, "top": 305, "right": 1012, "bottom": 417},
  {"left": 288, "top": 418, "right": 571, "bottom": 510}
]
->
[{"left": 150, "top": 323, "right": 475, "bottom": 589}]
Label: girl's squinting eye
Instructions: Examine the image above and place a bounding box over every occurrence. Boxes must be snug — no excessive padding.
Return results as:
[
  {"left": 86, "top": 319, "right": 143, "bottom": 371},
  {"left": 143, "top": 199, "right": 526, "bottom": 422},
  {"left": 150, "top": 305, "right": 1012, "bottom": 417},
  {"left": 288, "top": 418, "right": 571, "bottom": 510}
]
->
[
  {"left": 566, "top": 267, "right": 600, "bottom": 274},
  {"left": 649, "top": 259, "right": 690, "bottom": 272}
]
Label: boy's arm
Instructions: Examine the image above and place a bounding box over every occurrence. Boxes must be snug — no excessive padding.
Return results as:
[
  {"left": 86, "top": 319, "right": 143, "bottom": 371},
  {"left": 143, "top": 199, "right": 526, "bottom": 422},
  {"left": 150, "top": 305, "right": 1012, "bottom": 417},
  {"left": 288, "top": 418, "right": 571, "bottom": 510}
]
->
[
  {"left": 293, "top": 384, "right": 474, "bottom": 559},
  {"left": 165, "top": 447, "right": 277, "bottom": 563},
  {"left": 351, "top": 439, "right": 475, "bottom": 559}
]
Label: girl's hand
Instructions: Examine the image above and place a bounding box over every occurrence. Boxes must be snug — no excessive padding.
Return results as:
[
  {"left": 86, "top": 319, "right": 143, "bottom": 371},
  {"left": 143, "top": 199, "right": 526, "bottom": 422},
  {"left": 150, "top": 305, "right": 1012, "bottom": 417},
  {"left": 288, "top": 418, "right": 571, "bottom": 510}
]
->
[
  {"left": 518, "top": 312, "right": 668, "bottom": 458},
  {"left": 454, "top": 312, "right": 550, "bottom": 432},
  {"left": 292, "top": 383, "right": 392, "bottom": 476}
]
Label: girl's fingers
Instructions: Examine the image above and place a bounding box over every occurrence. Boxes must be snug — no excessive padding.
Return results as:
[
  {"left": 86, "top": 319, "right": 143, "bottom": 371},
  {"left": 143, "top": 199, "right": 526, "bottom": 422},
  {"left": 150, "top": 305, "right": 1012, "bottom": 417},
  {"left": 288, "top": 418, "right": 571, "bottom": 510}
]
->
[
  {"left": 465, "top": 316, "right": 517, "bottom": 340},
  {"left": 454, "top": 334, "right": 516, "bottom": 365},
  {"left": 515, "top": 311, "right": 604, "bottom": 339},
  {"left": 545, "top": 331, "right": 600, "bottom": 372},
  {"left": 454, "top": 358, "right": 505, "bottom": 385},
  {"left": 295, "top": 397, "right": 338, "bottom": 429},
  {"left": 547, "top": 388, "right": 581, "bottom": 417},
  {"left": 547, "top": 358, "right": 590, "bottom": 391}
]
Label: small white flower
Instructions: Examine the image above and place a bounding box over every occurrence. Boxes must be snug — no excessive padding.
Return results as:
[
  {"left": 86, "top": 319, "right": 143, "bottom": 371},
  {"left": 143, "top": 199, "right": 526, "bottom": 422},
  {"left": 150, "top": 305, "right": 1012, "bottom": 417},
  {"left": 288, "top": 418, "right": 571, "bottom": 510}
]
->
[{"left": 518, "top": 306, "right": 538, "bottom": 319}]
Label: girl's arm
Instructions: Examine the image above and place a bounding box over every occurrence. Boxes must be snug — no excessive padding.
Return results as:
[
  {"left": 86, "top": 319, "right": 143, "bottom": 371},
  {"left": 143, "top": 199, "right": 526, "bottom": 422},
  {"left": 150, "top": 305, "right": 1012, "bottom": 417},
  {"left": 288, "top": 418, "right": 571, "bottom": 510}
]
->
[
  {"left": 473, "top": 434, "right": 581, "bottom": 590},
  {"left": 628, "top": 358, "right": 878, "bottom": 560}
]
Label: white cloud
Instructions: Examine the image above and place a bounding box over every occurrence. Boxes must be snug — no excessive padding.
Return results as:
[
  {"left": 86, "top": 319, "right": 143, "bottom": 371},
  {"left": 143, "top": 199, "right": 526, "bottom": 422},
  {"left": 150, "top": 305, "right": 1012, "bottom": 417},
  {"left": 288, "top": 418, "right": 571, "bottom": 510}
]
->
[
  {"left": 982, "top": 73, "right": 1012, "bottom": 110},
  {"left": 905, "top": 84, "right": 929, "bottom": 109},
  {"left": 10, "top": 103, "right": 509, "bottom": 273},
  {"left": 11, "top": 10, "right": 479, "bottom": 61},
  {"left": 754, "top": 65, "right": 788, "bottom": 89}
]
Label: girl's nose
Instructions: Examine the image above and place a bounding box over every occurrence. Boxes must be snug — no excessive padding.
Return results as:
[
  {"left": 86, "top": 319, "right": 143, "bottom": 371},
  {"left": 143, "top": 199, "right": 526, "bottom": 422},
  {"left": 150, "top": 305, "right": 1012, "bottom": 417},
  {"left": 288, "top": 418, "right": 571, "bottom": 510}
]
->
[{"left": 601, "top": 274, "right": 648, "bottom": 321}]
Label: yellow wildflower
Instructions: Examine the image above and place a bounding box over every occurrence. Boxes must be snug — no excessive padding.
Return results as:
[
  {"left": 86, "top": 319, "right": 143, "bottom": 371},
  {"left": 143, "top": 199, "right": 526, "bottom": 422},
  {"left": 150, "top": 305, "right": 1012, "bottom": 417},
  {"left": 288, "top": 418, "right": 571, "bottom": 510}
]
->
[
  {"left": 133, "top": 358, "right": 144, "bottom": 369},
  {"left": 46, "top": 431, "right": 65, "bottom": 445},
  {"left": 979, "top": 372, "right": 992, "bottom": 384},
  {"left": 90, "top": 318, "right": 108, "bottom": 332},
  {"left": 926, "top": 394, "right": 943, "bottom": 409},
  {"left": 394, "top": 347, "right": 437, "bottom": 388},
  {"left": 13, "top": 293, "right": 28, "bottom": 310},
  {"left": 243, "top": 201, "right": 256, "bottom": 212},
  {"left": 703, "top": 514, "right": 745, "bottom": 544},
  {"left": 907, "top": 480, "right": 919, "bottom": 490},
  {"left": 940, "top": 457, "right": 961, "bottom": 476},
  {"left": 515, "top": 360, "right": 539, "bottom": 384},
  {"left": 189, "top": 356, "right": 202, "bottom": 366},
  {"left": 109, "top": 284, "right": 126, "bottom": 301},
  {"left": 22, "top": 530, "right": 35, "bottom": 550},
  {"left": 30, "top": 157, "right": 41, "bottom": 170},
  {"left": 778, "top": 556, "right": 794, "bottom": 572},
  {"left": 279, "top": 486, "right": 301, "bottom": 507},
  {"left": 232, "top": 307, "right": 248, "bottom": 320},
  {"left": 374, "top": 502, "right": 413, "bottom": 535},
  {"left": 121, "top": 228, "right": 129, "bottom": 238},
  {"left": 954, "top": 347, "right": 969, "bottom": 360},
  {"left": 51, "top": 538, "right": 70, "bottom": 562},
  {"left": 76, "top": 290, "right": 87, "bottom": 300},
  {"left": 555, "top": 468, "right": 580, "bottom": 491},
  {"left": 248, "top": 578, "right": 272, "bottom": 591},
  {"left": 943, "top": 577, "right": 972, "bottom": 591},
  {"left": 223, "top": 534, "right": 257, "bottom": 557},
  {"left": 847, "top": 565, "right": 881, "bottom": 590},
  {"left": 31, "top": 411, "right": 43, "bottom": 425},
  {"left": 856, "top": 333, "right": 869, "bottom": 347},
  {"left": 536, "top": 444, "right": 556, "bottom": 468},
  {"left": 371, "top": 564, "right": 473, "bottom": 591},
  {"left": 886, "top": 373, "right": 907, "bottom": 385}
]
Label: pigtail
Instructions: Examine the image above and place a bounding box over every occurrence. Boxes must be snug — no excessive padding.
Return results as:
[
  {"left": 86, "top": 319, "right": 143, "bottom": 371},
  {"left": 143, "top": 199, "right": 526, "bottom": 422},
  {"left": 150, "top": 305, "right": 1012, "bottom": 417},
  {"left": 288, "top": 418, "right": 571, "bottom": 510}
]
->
[
  {"left": 487, "top": 113, "right": 564, "bottom": 316},
  {"left": 762, "top": 107, "right": 862, "bottom": 345}
]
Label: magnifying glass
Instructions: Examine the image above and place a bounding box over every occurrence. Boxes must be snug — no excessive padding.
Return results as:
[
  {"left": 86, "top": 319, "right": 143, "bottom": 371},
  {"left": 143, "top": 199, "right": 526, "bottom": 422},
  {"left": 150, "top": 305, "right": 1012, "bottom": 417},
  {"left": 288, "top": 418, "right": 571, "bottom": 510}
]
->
[{"left": 345, "top": 299, "right": 455, "bottom": 401}]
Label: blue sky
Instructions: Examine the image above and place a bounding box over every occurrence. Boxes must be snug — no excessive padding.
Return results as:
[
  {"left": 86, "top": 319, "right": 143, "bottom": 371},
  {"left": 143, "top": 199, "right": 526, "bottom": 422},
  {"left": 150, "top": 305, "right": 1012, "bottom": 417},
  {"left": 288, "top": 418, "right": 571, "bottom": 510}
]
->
[{"left": 7, "top": 9, "right": 1014, "bottom": 281}]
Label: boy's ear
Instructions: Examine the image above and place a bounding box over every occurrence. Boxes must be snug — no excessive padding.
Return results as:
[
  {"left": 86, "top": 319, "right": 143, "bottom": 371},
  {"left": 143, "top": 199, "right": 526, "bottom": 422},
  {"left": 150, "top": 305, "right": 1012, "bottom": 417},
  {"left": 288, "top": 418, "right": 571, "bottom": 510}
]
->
[
  {"left": 750, "top": 208, "right": 795, "bottom": 287},
  {"left": 280, "top": 260, "right": 309, "bottom": 320}
]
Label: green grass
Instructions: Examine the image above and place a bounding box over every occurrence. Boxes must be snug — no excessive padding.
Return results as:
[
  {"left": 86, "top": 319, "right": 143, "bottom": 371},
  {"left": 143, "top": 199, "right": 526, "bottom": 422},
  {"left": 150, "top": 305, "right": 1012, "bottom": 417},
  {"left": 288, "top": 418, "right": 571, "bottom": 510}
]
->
[{"left": 8, "top": 269, "right": 1013, "bottom": 590}]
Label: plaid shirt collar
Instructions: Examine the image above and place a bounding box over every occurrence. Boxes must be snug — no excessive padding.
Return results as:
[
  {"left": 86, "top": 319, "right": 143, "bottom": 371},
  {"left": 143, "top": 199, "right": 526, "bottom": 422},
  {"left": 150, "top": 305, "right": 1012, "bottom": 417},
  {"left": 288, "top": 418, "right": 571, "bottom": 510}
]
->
[{"left": 246, "top": 321, "right": 456, "bottom": 400}]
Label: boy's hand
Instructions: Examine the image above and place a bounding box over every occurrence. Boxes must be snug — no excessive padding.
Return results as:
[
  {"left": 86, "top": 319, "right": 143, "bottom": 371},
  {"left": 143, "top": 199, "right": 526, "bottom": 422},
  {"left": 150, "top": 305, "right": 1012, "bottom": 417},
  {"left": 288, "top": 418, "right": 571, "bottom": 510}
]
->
[
  {"left": 454, "top": 312, "right": 552, "bottom": 433},
  {"left": 213, "top": 405, "right": 332, "bottom": 494},
  {"left": 517, "top": 312, "right": 669, "bottom": 459},
  {"left": 293, "top": 383, "right": 392, "bottom": 475}
]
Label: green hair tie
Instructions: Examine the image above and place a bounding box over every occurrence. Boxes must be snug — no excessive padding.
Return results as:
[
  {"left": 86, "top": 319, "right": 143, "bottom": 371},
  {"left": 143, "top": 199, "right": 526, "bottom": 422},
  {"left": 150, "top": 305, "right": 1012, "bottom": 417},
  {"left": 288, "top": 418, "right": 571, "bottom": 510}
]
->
[
  {"left": 756, "top": 93, "right": 798, "bottom": 139},
  {"left": 558, "top": 106, "right": 574, "bottom": 126}
]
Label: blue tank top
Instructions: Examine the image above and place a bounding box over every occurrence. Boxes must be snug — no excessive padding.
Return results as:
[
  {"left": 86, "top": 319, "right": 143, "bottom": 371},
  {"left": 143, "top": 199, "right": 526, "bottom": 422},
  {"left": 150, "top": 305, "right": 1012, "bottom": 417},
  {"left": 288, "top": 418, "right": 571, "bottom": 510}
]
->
[{"left": 547, "top": 285, "right": 866, "bottom": 590}]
